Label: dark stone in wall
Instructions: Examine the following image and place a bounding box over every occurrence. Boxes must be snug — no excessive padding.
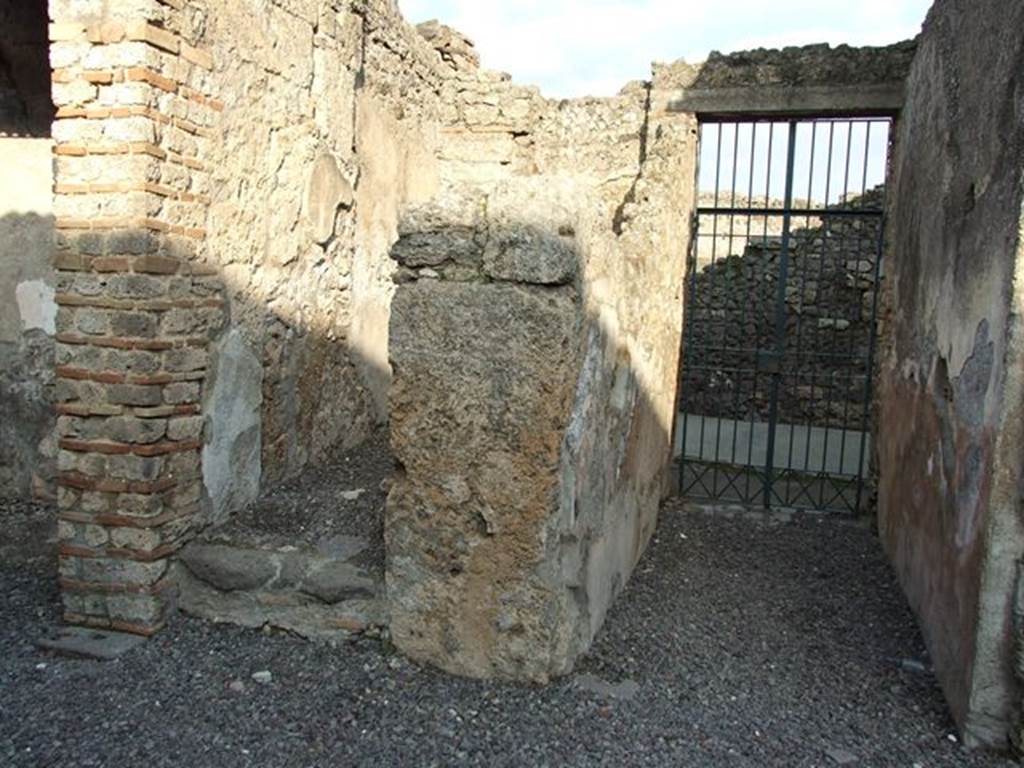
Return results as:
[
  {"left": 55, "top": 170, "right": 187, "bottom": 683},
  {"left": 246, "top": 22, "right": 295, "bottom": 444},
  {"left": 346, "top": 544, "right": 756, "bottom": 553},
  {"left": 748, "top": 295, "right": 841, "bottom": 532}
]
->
[
  {"left": 0, "top": 331, "right": 54, "bottom": 498},
  {"left": 696, "top": 40, "right": 919, "bottom": 89}
]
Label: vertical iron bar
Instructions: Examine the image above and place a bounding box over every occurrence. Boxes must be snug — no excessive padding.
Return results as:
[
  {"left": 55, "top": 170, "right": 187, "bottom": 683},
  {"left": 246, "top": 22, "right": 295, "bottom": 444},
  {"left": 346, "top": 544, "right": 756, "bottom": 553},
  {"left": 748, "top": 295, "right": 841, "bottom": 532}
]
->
[
  {"left": 818, "top": 122, "right": 856, "bottom": 508},
  {"left": 699, "top": 124, "right": 725, "bottom": 494},
  {"left": 836, "top": 122, "right": 874, "bottom": 507},
  {"left": 762, "top": 121, "right": 798, "bottom": 509},
  {"left": 803, "top": 121, "right": 836, "bottom": 495},
  {"left": 855, "top": 119, "right": 891, "bottom": 514},
  {"left": 678, "top": 123, "right": 710, "bottom": 495},
  {"left": 731, "top": 122, "right": 758, "bottom": 481},
  {"left": 815, "top": 121, "right": 839, "bottom": 512},
  {"left": 747, "top": 122, "right": 775, "bottom": 504},
  {"left": 861, "top": 121, "right": 872, "bottom": 198},
  {"left": 745, "top": 121, "right": 761, "bottom": 505},
  {"left": 713, "top": 125, "right": 741, "bottom": 476},
  {"left": 790, "top": 121, "right": 818, "bottom": 504}
]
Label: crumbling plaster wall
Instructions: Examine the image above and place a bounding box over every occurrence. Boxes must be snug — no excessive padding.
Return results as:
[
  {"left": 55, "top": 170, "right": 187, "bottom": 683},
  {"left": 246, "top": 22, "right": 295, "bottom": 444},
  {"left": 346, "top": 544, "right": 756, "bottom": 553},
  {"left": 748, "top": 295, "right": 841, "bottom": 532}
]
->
[
  {"left": 0, "top": 138, "right": 56, "bottom": 500},
  {"left": 877, "top": 0, "right": 1024, "bottom": 749},
  {"left": 386, "top": 40, "right": 696, "bottom": 680},
  {"left": 186, "top": 0, "right": 450, "bottom": 517},
  {"left": 0, "top": 0, "right": 56, "bottom": 500}
]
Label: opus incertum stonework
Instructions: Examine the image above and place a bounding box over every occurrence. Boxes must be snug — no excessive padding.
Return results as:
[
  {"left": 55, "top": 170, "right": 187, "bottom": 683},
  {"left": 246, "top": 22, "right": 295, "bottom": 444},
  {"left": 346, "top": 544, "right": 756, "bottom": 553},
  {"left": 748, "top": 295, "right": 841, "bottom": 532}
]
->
[{"left": 1, "top": 0, "right": 1023, "bottom": 754}]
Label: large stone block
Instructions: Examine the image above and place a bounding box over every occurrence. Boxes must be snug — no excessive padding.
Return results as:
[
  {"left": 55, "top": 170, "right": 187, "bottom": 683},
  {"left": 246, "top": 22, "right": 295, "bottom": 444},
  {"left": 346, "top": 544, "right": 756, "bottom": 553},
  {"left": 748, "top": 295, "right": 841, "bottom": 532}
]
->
[
  {"left": 483, "top": 181, "right": 578, "bottom": 285},
  {"left": 305, "top": 151, "right": 353, "bottom": 245},
  {"left": 202, "top": 329, "right": 262, "bottom": 525},
  {"left": 387, "top": 278, "right": 582, "bottom": 681},
  {"left": 386, "top": 98, "right": 692, "bottom": 681}
]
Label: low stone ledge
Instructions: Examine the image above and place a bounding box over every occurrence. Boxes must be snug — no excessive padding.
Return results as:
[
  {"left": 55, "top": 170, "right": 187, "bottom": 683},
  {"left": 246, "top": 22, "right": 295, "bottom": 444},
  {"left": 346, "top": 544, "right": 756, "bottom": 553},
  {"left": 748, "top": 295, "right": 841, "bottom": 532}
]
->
[
  {"left": 179, "top": 542, "right": 379, "bottom": 601},
  {"left": 176, "top": 567, "right": 387, "bottom": 642},
  {"left": 176, "top": 540, "right": 385, "bottom": 642}
]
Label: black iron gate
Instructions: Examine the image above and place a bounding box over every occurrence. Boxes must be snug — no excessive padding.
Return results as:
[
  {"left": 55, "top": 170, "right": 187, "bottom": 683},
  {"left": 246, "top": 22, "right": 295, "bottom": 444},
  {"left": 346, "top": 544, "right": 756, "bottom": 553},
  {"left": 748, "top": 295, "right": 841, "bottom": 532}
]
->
[{"left": 676, "top": 117, "right": 892, "bottom": 513}]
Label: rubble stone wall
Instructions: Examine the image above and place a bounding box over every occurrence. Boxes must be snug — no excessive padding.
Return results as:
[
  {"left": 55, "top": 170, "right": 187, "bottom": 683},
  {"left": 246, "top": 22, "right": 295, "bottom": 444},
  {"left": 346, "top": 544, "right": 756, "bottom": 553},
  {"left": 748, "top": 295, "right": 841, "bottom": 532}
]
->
[
  {"left": 0, "top": 1, "right": 57, "bottom": 500},
  {"left": 0, "top": 138, "right": 56, "bottom": 500},
  {"left": 683, "top": 193, "right": 884, "bottom": 429},
  {"left": 192, "top": 0, "right": 448, "bottom": 507},
  {"left": 387, "top": 55, "right": 696, "bottom": 680},
  {"left": 877, "top": 0, "right": 1024, "bottom": 748}
]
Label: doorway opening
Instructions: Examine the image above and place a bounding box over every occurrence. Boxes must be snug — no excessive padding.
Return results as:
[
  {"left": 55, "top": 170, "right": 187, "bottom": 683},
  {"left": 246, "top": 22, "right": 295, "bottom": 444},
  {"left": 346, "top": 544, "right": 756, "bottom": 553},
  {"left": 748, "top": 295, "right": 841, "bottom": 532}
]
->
[{"left": 675, "top": 116, "right": 892, "bottom": 513}]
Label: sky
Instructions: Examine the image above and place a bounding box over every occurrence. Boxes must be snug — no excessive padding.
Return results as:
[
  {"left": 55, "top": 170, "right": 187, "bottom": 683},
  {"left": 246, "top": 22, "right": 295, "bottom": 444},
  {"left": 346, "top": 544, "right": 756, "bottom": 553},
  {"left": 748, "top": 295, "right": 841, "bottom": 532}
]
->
[
  {"left": 697, "top": 119, "right": 892, "bottom": 204},
  {"left": 398, "top": 0, "right": 932, "bottom": 98}
]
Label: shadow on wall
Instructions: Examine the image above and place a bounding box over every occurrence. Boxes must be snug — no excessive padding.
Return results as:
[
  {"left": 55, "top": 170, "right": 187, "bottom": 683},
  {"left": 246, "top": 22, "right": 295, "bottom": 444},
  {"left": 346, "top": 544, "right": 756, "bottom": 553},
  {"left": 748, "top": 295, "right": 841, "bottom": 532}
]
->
[
  {"left": 182, "top": 243, "right": 395, "bottom": 530},
  {"left": 199, "top": 142, "right": 416, "bottom": 523},
  {"left": 0, "top": 211, "right": 56, "bottom": 500},
  {"left": 385, "top": 181, "right": 679, "bottom": 682},
  {"left": 44, "top": 209, "right": 400, "bottom": 635},
  {"left": 0, "top": 0, "right": 54, "bottom": 138}
]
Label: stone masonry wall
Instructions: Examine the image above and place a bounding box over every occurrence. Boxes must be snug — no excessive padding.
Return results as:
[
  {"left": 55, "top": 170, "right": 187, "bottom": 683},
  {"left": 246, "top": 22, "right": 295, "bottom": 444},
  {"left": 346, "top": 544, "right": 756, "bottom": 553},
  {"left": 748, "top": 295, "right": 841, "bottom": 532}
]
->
[
  {"left": 682, "top": 190, "right": 884, "bottom": 429},
  {"left": 387, "top": 49, "right": 696, "bottom": 680},
  {"left": 48, "top": 0, "right": 225, "bottom": 634},
  {"left": 877, "top": 0, "right": 1024, "bottom": 748},
  {"left": 192, "top": 0, "right": 450, "bottom": 518},
  {"left": 45, "top": 0, "right": 464, "bottom": 632},
  {"left": 0, "top": 138, "right": 57, "bottom": 500}
]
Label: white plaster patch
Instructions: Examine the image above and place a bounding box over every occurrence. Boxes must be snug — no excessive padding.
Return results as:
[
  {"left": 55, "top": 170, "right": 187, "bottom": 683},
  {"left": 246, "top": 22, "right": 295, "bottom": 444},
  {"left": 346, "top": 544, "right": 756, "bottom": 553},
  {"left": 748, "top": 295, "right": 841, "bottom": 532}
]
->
[{"left": 15, "top": 280, "right": 56, "bottom": 334}]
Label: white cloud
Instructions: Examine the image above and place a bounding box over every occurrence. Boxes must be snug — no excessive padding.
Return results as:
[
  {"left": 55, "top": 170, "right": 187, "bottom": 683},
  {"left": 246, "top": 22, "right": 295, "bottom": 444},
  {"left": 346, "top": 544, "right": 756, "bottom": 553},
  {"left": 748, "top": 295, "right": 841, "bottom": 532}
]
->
[{"left": 399, "top": 0, "right": 930, "bottom": 97}]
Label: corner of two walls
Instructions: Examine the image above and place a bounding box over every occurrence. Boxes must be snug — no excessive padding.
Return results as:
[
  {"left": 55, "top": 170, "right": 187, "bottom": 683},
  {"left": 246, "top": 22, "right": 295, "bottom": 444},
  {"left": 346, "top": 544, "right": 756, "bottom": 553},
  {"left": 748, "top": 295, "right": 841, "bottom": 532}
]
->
[
  {"left": 386, "top": 65, "right": 697, "bottom": 679},
  {"left": 44, "top": 0, "right": 445, "bottom": 633},
  {"left": 196, "top": 0, "right": 444, "bottom": 523},
  {"left": 536, "top": 91, "right": 698, "bottom": 651}
]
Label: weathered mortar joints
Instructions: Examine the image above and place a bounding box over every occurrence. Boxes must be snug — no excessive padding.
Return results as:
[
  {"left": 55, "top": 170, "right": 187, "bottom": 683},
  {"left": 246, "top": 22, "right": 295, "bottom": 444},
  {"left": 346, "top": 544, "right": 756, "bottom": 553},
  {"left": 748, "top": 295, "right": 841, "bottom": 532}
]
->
[
  {"left": 47, "top": 2, "right": 224, "bottom": 634},
  {"left": 7, "top": 0, "right": 1024, "bottom": 754}
]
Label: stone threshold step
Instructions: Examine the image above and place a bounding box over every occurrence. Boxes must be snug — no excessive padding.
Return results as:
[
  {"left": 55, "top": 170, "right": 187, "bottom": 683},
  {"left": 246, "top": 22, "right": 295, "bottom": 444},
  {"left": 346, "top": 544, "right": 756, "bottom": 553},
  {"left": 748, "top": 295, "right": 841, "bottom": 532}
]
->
[{"left": 176, "top": 538, "right": 387, "bottom": 643}]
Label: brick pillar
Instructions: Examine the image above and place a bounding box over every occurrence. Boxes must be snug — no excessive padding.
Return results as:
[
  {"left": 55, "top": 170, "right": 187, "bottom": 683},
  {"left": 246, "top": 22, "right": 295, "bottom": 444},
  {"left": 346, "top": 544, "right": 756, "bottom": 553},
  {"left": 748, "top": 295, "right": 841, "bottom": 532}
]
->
[{"left": 48, "top": 1, "right": 223, "bottom": 634}]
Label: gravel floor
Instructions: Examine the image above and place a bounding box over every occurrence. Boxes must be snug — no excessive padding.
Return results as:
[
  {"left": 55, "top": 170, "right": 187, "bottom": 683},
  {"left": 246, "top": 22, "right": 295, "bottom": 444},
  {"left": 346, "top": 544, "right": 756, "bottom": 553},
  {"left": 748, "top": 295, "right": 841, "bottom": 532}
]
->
[{"left": 1, "top": 496, "right": 1017, "bottom": 767}]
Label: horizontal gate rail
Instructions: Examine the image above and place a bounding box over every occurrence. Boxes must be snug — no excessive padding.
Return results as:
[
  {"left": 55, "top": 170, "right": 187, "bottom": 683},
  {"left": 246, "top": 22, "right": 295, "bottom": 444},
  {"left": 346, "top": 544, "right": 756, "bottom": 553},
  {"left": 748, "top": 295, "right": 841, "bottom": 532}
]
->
[{"left": 695, "top": 206, "right": 884, "bottom": 218}]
